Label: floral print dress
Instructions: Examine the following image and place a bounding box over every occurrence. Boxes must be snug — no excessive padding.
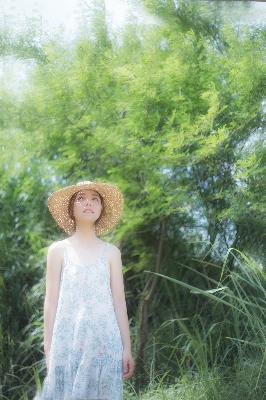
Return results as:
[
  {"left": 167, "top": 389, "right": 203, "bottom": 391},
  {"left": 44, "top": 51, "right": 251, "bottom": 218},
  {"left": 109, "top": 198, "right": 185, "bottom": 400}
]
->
[{"left": 33, "top": 240, "right": 124, "bottom": 400}]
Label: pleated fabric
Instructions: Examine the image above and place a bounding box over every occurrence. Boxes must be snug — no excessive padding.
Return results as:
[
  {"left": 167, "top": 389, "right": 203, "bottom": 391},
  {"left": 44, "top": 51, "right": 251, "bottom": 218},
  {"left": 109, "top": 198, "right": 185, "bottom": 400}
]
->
[{"left": 33, "top": 240, "right": 124, "bottom": 400}]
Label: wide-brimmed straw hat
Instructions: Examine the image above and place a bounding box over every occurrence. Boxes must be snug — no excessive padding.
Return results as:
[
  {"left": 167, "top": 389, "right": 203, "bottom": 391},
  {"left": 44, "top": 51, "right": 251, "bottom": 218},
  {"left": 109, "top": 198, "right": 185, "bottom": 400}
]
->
[{"left": 47, "top": 180, "right": 124, "bottom": 236}]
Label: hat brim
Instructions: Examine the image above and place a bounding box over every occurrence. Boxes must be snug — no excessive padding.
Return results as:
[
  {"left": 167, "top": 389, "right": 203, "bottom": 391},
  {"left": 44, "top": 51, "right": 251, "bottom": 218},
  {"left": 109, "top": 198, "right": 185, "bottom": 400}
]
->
[{"left": 47, "top": 181, "right": 124, "bottom": 236}]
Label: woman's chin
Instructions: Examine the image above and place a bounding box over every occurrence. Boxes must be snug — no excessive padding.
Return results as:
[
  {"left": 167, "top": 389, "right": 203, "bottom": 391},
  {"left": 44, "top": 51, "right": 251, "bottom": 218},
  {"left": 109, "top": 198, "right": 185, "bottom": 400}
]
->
[{"left": 77, "top": 215, "right": 98, "bottom": 223}]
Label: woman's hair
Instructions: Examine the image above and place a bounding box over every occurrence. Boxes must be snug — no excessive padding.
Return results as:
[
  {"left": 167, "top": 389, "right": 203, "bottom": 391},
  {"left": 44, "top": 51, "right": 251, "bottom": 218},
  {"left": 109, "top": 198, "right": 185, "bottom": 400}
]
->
[{"left": 68, "top": 190, "right": 104, "bottom": 231}]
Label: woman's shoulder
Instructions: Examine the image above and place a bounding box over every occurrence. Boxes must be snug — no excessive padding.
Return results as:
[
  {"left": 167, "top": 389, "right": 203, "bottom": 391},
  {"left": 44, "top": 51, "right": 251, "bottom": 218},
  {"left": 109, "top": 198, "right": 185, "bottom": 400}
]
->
[
  {"left": 47, "top": 239, "right": 67, "bottom": 258},
  {"left": 104, "top": 241, "right": 122, "bottom": 256},
  {"left": 48, "top": 238, "right": 67, "bottom": 249}
]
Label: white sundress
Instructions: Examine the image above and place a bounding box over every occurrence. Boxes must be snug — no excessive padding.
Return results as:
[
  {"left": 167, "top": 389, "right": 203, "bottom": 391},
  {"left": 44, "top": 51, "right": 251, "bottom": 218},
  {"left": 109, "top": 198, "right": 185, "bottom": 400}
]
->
[{"left": 33, "top": 239, "right": 124, "bottom": 400}]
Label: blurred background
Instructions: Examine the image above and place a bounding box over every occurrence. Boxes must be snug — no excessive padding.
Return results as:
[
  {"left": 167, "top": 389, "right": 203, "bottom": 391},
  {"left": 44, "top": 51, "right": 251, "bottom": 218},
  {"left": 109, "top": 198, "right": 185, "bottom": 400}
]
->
[{"left": 0, "top": 0, "right": 265, "bottom": 399}]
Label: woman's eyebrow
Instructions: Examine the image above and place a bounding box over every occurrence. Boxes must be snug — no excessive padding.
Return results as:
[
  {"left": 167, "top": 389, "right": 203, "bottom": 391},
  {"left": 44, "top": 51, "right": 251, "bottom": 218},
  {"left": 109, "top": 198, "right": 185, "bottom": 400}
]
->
[{"left": 78, "top": 191, "right": 100, "bottom": 198}]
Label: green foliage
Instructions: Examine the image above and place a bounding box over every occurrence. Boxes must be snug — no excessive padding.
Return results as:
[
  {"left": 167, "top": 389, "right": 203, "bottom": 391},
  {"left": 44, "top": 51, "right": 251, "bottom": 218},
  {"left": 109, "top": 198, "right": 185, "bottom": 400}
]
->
[{"left": 0, "top": 0, "right": 265, "bottom": 398}]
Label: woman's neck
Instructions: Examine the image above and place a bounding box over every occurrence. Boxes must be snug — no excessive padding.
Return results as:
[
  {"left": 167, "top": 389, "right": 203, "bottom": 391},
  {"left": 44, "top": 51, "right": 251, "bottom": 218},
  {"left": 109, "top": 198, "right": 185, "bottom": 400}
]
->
[{"left": 71, "top": 226, "right": 99, "bottom": 244}]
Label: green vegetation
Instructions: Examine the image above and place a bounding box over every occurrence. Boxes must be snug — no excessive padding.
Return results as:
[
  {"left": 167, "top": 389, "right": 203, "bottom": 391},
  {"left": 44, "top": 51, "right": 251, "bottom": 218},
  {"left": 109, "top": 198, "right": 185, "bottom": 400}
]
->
[{"left": 0, "top": 1, "right": 265, "bottom": 399}]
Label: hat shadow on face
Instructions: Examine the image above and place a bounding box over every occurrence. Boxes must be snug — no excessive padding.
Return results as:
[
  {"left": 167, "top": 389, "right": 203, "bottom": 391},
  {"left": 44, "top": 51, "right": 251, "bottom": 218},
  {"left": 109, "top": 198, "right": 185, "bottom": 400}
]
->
[
  {"left": 48, "top": 181, "right": 124, "bottom": 236},
  {"left": 67, "top": 189, "right": 105, "bottom": 233}
]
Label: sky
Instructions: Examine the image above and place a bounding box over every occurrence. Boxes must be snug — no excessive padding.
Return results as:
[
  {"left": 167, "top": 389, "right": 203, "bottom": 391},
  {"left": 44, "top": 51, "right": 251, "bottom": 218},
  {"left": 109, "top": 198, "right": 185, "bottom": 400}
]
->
[
  {"left": 0, "top": 0, "right": 265, "bottom": 91},
  {"left": 1, "top": 0, "right": 265, "bottom": 42},
  {"left": 0, "top": 0, "right": 160, "bottom": 42}
]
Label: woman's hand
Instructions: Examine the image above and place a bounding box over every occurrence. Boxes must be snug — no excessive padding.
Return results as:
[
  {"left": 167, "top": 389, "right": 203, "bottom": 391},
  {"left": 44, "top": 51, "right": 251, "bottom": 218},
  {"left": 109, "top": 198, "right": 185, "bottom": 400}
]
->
[{"left": 122, "top": 348, "right": 135, "bottom": 379}]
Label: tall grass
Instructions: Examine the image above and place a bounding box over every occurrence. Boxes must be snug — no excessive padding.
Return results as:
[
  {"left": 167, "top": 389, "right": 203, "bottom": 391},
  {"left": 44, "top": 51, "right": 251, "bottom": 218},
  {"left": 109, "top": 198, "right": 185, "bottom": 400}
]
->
[
  {"left": 144, "top": 248, "right": 266, "bottom": 399},
  {"left": 3, "top": 248, "right": 265, "bottom": 399}
]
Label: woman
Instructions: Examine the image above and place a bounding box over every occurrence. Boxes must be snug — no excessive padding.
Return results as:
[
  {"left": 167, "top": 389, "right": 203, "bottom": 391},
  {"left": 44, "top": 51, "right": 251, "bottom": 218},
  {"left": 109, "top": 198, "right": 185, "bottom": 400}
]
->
[{"left": 34, "top": 180, "right": 135, "bottom": 400}]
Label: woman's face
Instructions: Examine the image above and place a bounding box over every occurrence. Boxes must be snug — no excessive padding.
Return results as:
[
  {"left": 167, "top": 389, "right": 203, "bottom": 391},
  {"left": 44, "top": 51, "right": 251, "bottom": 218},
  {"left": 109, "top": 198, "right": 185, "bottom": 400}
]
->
[{"left": 72, "top": 189, "right": 103, "bottom": 225}]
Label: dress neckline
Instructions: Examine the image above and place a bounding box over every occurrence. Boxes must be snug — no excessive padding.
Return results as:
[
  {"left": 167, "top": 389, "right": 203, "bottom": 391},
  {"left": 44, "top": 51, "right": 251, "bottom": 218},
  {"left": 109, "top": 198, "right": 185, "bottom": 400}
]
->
[{"left": 64, "top": 239, "right": 108, "bottom": 268}]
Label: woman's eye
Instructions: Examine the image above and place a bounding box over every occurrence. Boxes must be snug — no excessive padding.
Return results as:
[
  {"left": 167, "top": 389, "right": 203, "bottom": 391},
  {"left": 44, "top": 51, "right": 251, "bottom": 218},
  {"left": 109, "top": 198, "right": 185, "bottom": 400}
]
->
[{"left": 76, "top": 196, "right": 98, "bottom": 201}]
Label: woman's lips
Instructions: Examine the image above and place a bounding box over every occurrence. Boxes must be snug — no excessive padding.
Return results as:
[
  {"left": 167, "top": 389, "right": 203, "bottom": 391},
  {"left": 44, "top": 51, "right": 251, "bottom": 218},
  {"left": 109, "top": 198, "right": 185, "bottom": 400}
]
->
[{"left": 83, "top": 209, "right": 94, "bottom": 213}]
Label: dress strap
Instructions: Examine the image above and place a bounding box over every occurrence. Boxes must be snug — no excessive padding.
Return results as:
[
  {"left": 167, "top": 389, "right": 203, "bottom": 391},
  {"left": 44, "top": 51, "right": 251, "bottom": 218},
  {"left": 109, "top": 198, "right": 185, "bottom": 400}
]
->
[
  {"left": 101, "top": 242, "right": 110, "bottom": 275},
  {"left": 102, "top": 241, "right": 110, "bottom": 261},
  {"left": 62, "top": 240, "right": 69, "bottom": 270}
]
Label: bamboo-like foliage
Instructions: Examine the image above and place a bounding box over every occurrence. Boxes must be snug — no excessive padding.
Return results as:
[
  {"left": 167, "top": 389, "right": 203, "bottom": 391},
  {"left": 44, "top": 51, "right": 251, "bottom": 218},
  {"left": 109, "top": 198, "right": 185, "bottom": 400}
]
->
[{"left": 0, "top": 1, "right": 265, "bottom": 399}]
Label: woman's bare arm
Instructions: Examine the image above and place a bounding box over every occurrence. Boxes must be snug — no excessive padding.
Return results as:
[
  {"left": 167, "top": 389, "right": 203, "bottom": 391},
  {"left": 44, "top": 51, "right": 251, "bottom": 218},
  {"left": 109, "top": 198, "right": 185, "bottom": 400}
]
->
[
  {"left": 109, "top": 245, "right": 135, "bottom": 378},
  {"left": 43, "top": 241, "right": 63, "bottom": 365},
  {"left": 109, "top": 245, "right": 131, "bottom": 351}
]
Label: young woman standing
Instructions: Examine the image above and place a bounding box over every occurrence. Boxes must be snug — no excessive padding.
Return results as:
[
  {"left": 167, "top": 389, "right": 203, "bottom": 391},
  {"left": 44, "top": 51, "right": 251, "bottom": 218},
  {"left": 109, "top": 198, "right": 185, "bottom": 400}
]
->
[{"left": 33, "top": 180, "right": 134, "bottom": 400}]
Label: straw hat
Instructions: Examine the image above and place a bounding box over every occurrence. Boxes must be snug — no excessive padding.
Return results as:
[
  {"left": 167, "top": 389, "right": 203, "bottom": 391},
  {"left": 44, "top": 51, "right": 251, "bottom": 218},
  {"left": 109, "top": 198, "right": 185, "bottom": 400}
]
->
[{"left": 47, "top": 180, "right": 124, "bottom": 236}]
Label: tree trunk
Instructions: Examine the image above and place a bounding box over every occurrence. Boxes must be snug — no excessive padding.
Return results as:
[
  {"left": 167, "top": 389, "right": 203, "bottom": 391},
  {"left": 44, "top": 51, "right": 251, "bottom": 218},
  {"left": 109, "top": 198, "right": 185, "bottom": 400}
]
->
[{"left": 134, "top": 219, "right": 166, "bottom": 390}]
